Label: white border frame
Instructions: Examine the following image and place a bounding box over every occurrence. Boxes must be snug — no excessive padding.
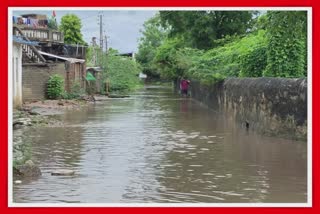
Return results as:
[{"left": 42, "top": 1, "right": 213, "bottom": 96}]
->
[{"left": 8, "top": 6, "right": 312, "bottom": 208}]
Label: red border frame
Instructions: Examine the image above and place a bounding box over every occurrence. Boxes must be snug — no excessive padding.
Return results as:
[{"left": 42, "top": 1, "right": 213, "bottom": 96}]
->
[{"left": 1, "top": 0, "right": 319, "bottom": 213}]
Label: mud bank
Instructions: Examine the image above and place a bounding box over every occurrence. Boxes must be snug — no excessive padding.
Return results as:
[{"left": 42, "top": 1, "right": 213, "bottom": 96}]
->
[{"left": 13, "top": 98, "right": 94, "bottom": 178}]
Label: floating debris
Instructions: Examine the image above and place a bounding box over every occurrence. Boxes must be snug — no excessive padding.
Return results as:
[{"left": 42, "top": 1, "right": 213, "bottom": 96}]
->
[{"left": 51, "top": 169, "right": 75, "bottom": 176}]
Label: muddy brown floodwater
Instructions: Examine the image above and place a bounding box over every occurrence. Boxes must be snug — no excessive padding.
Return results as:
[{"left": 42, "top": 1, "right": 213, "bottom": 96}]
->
[{"left": 13, "top": 86, "right": 307, "bottom": 203}]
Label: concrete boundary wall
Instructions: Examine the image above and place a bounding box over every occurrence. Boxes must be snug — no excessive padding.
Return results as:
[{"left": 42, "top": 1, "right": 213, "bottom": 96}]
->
[{"left": 189, "top": 77, "right": 307, "bottom": 140}]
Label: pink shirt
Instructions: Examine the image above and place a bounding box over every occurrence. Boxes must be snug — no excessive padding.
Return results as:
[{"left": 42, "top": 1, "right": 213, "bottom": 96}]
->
[{"left": 180, "top": 80, "right": 190, "bottom": 90}]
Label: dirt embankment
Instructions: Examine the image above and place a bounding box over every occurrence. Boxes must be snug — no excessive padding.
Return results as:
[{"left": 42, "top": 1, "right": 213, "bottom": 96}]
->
[
  {"left": 13, "top": 99, "right": 90, "bottom": 129},
  {"left": 13, "top": 97, "right": 96, "bottom": 180}
]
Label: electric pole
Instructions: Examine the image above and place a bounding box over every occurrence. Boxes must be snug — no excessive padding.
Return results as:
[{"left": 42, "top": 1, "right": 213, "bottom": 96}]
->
[
  {"left": 105, "top": 35, "right": 108, "bottom": 54},
  {"left": 99, "top": 14, "right": 103, "bottom": 50},
  {"left": 91, "top": 37, "right": 97, "bottom": 66}
]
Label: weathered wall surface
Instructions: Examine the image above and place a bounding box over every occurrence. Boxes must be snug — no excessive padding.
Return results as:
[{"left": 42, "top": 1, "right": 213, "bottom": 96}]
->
[
  {"left": 22, "top": 62, "right": 86, "bottom": 101},
  {"left": 189, "top": 77, "right": 307, "bottom": 140},
  {"left": 65, "top": 62, "right": 86, "bottom": 93},
  {"left": 13, "top": 43, "right": 23, "bottom": 108},
  {"left": 22, "top": 63, "right": 66, "bottom": 101}
]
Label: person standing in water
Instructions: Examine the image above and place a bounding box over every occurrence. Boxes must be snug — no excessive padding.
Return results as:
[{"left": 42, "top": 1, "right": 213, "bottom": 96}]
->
[{"left": 180, "top": 77, "right": 190, "bottom": 97}]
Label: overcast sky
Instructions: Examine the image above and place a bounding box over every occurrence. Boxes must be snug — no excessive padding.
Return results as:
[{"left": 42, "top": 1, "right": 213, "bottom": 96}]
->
[{"left": 12, "top": 10, "right": 158, "bottom": 53}]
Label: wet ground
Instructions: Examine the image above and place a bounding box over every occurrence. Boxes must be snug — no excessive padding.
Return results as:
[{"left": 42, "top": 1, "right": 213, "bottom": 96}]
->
[{"left": 13, "top": 86, "right": 307, "bottom": 203}]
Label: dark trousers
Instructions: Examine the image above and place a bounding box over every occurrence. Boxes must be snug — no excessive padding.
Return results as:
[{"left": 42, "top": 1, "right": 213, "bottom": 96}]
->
[{"left": 181, "top": 89, "right": 188, "bottom": 95}]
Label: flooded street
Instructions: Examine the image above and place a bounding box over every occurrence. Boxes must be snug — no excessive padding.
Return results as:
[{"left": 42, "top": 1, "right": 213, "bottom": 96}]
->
[{"left": 13, "top": 86, "right": 307, "bottom": 203}]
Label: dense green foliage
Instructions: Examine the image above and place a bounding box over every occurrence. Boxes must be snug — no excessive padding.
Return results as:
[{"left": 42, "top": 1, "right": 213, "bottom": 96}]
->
[
  {"left": 47, "top": 74, "right": 64, "bottom": 99},
  {"left": 105, "top": 51, "right": 142, "bottom": 92},
  {"left": 264, "top": 11, "right": 307, "bottom": 77},
  {"left": 136, "top": 14, "right": 168, "bottom": 78},
  {"left": 86, "top": 47, "right": 142, "bottom": 93},
  {"left": 159, "top": 11, "right": 256, "bottom": 50},
  {"left": 153, "top": 37, "right": 184, "bottom": 80},
  {"left": 59, "top": 14, "right": 86, "bottom": 45},
  {"left": 239, "top": 45, "right": 267, "bottom": 77},
  {"left": 153, "top": 30, "right": 267, "bottom": 84},
  {"left": 137, "top": 11, "right": 307, "bottom": 83}
]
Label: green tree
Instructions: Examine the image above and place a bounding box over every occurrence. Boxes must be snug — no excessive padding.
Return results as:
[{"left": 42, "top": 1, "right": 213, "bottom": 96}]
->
[
  {"left": 59, "top": 14, "right": 86, "bottom": 45},
  {"left": 148, "top": 11, "right": 307, "bottom": 83},
  {"left": 105, "top": 53, "right": 142, "bottom": 92},
  {"left": 159, "top": 11, "right": 256, "bottom": 49},
  {"left": 86, "top": 46, "right": 142, "bottom": 93},
  {"left": 153, "top": 29, "right": 268, "bottom": 82},
  {"left": 136, "top": 14, "right": 168, "bottom": 78},
  {"left": 153, "top": 37, "right": 185, "bottom": 80}
]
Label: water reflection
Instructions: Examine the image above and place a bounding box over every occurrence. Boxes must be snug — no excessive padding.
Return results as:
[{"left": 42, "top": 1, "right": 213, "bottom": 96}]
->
[{"left": 13, "top": 86, "right": 307, "bottom": 203}]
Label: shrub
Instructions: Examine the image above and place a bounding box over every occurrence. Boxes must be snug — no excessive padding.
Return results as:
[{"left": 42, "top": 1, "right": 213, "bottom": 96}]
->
[
  {"left": 62, "top": 81, "right": 85, "bottom": 99},
  {"left": 47, "top": 74, "right": 64, "bottom": 99}
]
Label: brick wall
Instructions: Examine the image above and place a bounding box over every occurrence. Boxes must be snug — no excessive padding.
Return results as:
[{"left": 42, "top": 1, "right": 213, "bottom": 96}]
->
[{"left": 22, "top": 62, "right": 66, "bottom": 101}]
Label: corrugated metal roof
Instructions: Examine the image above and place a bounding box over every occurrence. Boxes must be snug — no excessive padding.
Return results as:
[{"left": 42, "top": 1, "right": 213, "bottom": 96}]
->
[
  {"left": 38, "top": 51, "right": 85, "bottom": 63},
  {"left": 12, "top": 35, "right": 39, "bottom": 46}
]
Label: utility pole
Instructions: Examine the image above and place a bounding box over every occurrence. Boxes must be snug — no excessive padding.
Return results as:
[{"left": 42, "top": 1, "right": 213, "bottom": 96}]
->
[
  {"left": 91, "top": 37, "right": 97, "bottom": 66},
  {"left": 99, "top": 14, "right": 103, "bottom": 50},
  {"left": 105, "top": 35, "right": 108, "bottom": 54}
]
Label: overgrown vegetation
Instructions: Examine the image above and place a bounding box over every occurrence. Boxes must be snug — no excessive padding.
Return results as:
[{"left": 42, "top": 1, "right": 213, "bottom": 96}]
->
[
  {"left": 105, "top": 50, "right": 142, "bottom": 92},
  {"left": 62, "top": 82, "right": 85, "bottom": 99},
  {"left": 136, "top": 11, "right": 308, "bottom": 83},
  {"left": 135, "top": 14, "right": 168, "bottom": 79},
  {"left": 86, "top": 47, "right": 142, "bottom": 93},
  {"left": 264, "top": 11, "right": 307, "bottom": 77},
  {"left": 46, "top": 74, "right": 64, "bottom": 99}
]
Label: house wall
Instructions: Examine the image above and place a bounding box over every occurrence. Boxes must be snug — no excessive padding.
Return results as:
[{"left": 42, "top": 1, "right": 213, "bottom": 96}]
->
[
  {"left": 13, "top": 43, "right": 23, "bottom": 108},
  {"left": 22, "top": 62, "right": 66, "bottom": 101},
  {"left": 22, "top": 61, "right": 86, "bottom": 101}
]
